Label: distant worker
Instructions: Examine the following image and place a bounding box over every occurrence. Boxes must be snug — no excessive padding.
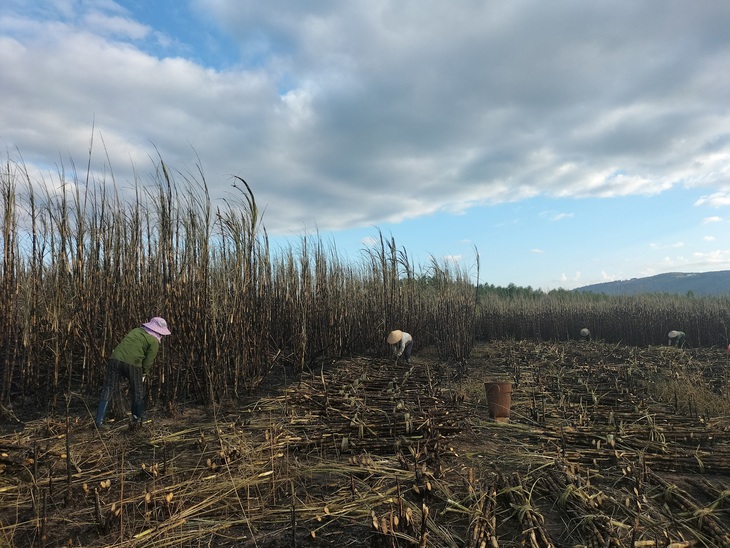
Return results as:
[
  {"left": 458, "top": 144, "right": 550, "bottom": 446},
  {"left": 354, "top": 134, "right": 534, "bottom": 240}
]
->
[
  {"left": 579, "top": 328, "right": 591, "bottom": 341},
  {"left": 387, "top": 330, "right": 413, "bottom": 363},
  {"left": 95, "top": 317, "right": 172, "bottom": 429},
  {"left": 667, "top": 330, "right": 685, "bottom": 348}
]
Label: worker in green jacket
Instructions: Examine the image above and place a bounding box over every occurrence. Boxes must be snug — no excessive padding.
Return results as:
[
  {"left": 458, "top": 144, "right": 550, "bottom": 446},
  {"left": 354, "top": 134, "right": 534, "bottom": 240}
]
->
[{"left": 95, "top": 317, "right": 171, "bottom": 428}]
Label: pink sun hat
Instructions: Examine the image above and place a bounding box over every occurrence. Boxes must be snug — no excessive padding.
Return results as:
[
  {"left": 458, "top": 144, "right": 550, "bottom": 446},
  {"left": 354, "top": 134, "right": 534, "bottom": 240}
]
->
[{"left": 143, "top": 317, "right": 171, "bottom": 336}]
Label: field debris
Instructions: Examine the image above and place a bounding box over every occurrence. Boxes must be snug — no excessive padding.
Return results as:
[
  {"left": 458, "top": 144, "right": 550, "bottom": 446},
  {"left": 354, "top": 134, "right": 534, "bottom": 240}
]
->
[{"left": 1, "top": 340, "right": 729, "bottom": 547}]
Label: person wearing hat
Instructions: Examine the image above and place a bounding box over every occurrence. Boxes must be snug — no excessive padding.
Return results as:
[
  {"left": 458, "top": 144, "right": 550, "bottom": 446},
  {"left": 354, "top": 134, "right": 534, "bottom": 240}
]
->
[
  {"left": 94, "top": 317, "right": 171, "bottom": 429},
  {"left": 667, "top": 330, "right": 685, "bottom": 347},
  {"left": 387, "top": 330, "right": 413, "bottom": 363}
]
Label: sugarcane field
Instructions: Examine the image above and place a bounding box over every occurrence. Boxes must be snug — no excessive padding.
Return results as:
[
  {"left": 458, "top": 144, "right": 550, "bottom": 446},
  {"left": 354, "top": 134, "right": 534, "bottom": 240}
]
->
[
  {"left": 2, "top": 339, "right": 730, "bottom": 547},
  {"left": 1, "top": 174, "right": 730, "bottom": 547}
]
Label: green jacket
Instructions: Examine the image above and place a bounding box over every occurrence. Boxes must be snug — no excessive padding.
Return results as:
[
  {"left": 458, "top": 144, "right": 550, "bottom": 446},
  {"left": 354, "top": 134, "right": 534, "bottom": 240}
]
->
[{"left": 110, "top": 327, "right": 160, "bottom": 375}]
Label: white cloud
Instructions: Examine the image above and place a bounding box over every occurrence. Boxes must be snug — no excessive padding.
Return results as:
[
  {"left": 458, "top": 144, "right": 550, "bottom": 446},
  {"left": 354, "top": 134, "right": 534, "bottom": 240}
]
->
[
  {"left": 561, "top": 271, "right": 582, "bottom": 282},
  {"left": 2, "top": 0, "right": 730, "bottom": 288},
  {"left": 82, "top": 11, "right": 150, "bottom": 40},
  {"left": 702, "top": 216, "right": 723, "bottom": 224},
  {"left": 692, "top": 249, "right": 730, "bottom": 264},
  {"left": 600, "top": 271, "right": 618, "bottom": 282},
  {"left": 695, "top": 193, "right": 730, "bottom": 208},
  {"left": 540, "top": 210, "right": 574, "bottom": 221},
  {"left": 650, "top": 241, "right": 685, "bottom": 249},
  {"left": 551, "top": 212, "right": 574, "bottom": 221}
]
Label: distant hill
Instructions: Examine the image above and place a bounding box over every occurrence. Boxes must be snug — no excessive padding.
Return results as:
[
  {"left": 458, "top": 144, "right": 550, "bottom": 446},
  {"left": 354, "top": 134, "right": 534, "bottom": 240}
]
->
[{"left": 573, "top": 270, "right": 730, "bottom": 296}]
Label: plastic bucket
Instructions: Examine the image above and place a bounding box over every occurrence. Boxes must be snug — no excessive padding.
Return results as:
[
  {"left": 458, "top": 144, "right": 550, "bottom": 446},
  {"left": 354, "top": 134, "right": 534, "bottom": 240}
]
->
[{"left": 485, "top": 381, "right": 512, "bottom": 422}]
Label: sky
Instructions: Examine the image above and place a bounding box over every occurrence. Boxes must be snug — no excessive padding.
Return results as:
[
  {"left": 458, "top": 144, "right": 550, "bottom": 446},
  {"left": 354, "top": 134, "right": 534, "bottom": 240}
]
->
[{"left": 2, "top": 1, "right": 730, "bottom": 291}]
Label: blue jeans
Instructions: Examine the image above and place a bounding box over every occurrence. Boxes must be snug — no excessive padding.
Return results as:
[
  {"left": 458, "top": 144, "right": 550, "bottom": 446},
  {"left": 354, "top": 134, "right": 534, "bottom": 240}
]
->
[{"left": 95, "top": 358, "right": 145, "bottom": 425}]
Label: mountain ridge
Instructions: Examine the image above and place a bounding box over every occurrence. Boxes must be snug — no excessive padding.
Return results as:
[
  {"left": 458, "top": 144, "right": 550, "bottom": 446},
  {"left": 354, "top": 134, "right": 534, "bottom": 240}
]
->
[{"left": 572, "top": 270, "right": 730, "bottom": 296}]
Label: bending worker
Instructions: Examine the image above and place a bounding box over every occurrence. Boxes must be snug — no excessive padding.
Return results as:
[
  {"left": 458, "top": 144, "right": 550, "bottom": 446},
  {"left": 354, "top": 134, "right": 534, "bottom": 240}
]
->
[
  {"left": 95, "top": 317, "right": 171, "bottom": 428},
  {"left": 387, "top": 329, "right": 413, "bottom": 363},
  {"left": 667, "top": 330, "right": 685, "bottom": 347}
]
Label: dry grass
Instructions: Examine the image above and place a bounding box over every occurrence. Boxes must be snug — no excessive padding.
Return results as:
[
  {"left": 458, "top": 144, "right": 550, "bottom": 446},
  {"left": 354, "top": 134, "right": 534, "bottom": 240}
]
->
[{"left": 2, "top": 340, "right": 729, "bottom": 547}]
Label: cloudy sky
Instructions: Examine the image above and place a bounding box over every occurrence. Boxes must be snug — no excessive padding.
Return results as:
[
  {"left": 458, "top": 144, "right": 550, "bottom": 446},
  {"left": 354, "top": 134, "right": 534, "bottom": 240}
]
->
[{"left": 2, "top": 1, "right": 730, "bottom": 290}]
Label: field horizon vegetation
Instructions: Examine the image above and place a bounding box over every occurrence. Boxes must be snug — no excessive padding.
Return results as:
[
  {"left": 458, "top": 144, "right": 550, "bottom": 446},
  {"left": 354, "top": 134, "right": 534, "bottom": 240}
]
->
[
  {"left": 1, "top": 155, "right": 730, "bottom": 546},
  {"left": 3, "top": 154, "right": 730, "bottom": 413}
]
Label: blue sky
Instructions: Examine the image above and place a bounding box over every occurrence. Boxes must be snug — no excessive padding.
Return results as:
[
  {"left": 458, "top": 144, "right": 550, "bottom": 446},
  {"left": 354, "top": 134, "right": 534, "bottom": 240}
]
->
[{"left": 2, "top": 1, "right": 730, "bottom": 290}]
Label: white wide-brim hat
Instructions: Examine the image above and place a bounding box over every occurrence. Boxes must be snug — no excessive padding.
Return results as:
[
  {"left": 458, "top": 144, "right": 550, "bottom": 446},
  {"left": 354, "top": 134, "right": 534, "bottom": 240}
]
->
[
  {"left": 387, "top": 330, "right": 403, "bottom": 344},
  {"left": 143, "top": 317, "right": 171, "bottom": 336}
]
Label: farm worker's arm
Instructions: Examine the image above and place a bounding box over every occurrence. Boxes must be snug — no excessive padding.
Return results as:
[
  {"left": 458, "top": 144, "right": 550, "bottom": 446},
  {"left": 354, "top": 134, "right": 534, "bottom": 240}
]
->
[{"left": 142, "top": 340, "right": 160, "bottom": 375}]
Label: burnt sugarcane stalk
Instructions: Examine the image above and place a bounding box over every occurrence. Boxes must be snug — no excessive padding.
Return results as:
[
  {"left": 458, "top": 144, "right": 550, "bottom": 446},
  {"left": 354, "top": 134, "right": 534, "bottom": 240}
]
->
[
  {"left": 505, "top": 473, "right": 554, "bottom": 548},
  {"left": 648, "top": 471, "right": 730, "bottom": 545},
  {"left": 541, "top": 470, "right": 617, "bottom": 546}
]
